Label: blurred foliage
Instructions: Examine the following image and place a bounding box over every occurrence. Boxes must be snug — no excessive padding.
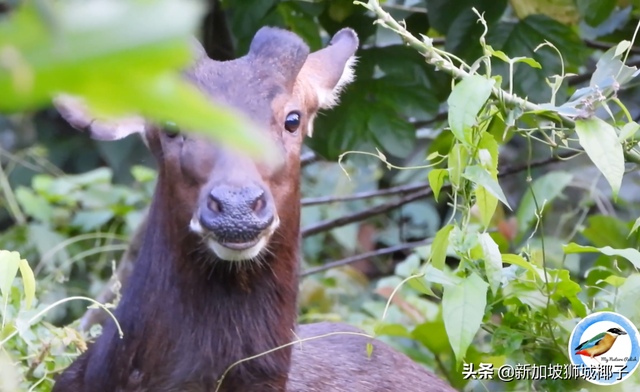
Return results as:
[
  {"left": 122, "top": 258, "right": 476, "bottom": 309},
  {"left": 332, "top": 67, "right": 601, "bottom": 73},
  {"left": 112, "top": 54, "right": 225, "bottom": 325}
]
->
[{"left": 2, "top": 0, "right": 640, "bottom": 392}]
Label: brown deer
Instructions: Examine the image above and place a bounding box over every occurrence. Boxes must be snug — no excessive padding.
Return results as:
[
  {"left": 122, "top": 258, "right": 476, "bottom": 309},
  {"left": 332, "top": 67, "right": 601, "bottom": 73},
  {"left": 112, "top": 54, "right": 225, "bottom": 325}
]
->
[{"left": 51, "top": 27, "right": 456, "bottom": 392}]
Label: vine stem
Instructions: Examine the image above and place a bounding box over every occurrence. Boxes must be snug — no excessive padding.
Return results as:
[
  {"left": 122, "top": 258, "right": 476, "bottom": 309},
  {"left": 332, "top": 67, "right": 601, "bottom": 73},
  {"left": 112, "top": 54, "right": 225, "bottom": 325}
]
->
[
  {"left": 215, "top": 331, "right": 373, "bottom": 392},
  {"left": 356, "top": 0, "right": 578, "bottom": 127},
  {"left": 525, "top": 136, "right": 570, "bottom": 363}
]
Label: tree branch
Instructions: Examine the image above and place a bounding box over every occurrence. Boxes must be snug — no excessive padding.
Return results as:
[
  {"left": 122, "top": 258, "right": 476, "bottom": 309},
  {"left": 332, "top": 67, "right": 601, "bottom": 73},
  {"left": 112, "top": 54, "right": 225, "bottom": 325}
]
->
[
  {"left": 300, "top": 238, "right": 434, "bottom": 277},
  {"left": 301, "top": 150, "right": 578, "bottom": 237}
]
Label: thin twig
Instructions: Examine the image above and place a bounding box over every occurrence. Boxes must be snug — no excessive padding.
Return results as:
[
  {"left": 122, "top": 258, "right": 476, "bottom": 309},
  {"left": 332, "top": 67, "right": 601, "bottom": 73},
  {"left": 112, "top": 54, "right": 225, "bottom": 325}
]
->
[
  {"left": 568, "top": 59, "right": 640, "bottom": 86},
  {"left": 300, "top": 151, "right": 578, "bottom": 236},
  {"left": 584, "top": 39, "right": 640, "bottom": 55},
  {"left": 301, "top": 238, "right": 434, "bottom": 276},
  {"left": 302, "top": 182, "right": 429, "bottom": 206}
]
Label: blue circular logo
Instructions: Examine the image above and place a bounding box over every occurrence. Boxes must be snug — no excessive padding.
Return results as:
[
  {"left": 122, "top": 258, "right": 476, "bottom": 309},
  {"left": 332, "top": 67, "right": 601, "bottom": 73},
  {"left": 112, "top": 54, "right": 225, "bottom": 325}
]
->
[{"left": 568, "top": 311, "right": 640, "bottom": 385}]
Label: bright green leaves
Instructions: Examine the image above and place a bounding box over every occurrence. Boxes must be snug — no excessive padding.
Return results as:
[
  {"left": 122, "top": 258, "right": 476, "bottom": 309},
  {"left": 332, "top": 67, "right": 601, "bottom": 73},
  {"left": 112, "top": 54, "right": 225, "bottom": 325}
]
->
[
  {"left": 0, "top": 251, "right": 35, "bottom": 325},
  {"left": 0, "top": 0, "right": 270, "bottom": 159},
  {"left": 447, "top": 75, "right": 495, "bottom": 146},
  {"left": 428, "top": 169, "right": 448, "bottom": 201},
  {"left": 475, "top": 134, "right": 500, "bottom": 227},
  {"left": 501, "top": 254, "right": 537, "bottom": 275},
  {"left": 17, "top": 260, "right": 34, "bottom": 311},
  {"left": 442, "top": 273, "right": 488, "bottom": 364},
  {"left": 0, "top": 251, "right": 20, "bottom": 319},
  {"left": 563, "top": 243, "right": 640, "bottom": 269},
  {"left": 575, "top": 118, "right": 625, "bottom": 199},
  {"left": 430, "top": 225, "right": 454, "bottom": 270}
]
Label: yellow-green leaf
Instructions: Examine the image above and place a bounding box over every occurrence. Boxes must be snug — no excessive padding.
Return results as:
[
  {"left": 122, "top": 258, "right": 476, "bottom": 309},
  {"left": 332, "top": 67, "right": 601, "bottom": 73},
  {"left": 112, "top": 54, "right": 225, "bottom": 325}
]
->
[
  {"left": 430, "top": 225, "right": 454, "bottom": 270},
  {"left": 428, "top": 169, "right": 448, "bottom": 201},
  {"left": 501, "top": 254, "right": 537, "bottom": 275},
  {"left": 18, "top": 259, "right": 35, "bottom": 310},
  {"left": 448, "top": 144, "right": 468, "bottom": 189},
  {"left": 475, "top": 186, "right": 498, "bottom": 228},
  {"left": 562, "top": 243, "right": 640, "bottom": 269},
  {"left": 0, "top": 251, "right": 20, "bottom": 302}
]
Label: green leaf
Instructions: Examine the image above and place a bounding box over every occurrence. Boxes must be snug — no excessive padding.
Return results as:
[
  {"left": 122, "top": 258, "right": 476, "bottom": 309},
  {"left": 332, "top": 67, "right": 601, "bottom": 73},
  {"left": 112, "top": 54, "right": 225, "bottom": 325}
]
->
[
  {"left": 516, "top": 171, "right": 573, "bottom": 233},
  {"left": 430, "top": 225, "right": 454, "bottom": 270},
  {"left": 617, "top": 274, "right": 640, "bottom": 324},
  {"left": 602, "top": 275, "right": 626, "bottom": 288},
  {"left": 366, "top": 342, "right": 373, "bottom": 358},
  {"left": 477, "top": 132, "right": 499, "bottom": 174},
  {"left": 463, "top": 165, "right": 511, "bottom": 210},
  {"left": 0, "top": 0, "right": 272, "bottom": 160},
  {"left": 478, "top": 233, "right": 503, "bottom": 295},
  {"left": 448, "top": 144, "right": 469, "bottom": 189},
  {"left": 70, "top": 210, "right": 115, "bottom": 232},
  {"left": 629, "top": 217, "right": 640, "bottom": 238},
  {"left": 374, "top": 322, "right": 411, "bottom": 338},
  {"left": 447, "top": 75, "right": 495, "bottom": 146},
  {"left": 511, "top": 57, "right": 542, "bottom": 68},
  {"left": 619, "top": 121, "right": 640, "bottom": 141},
  {"left": 442, "top": 273, "right": 488, "bottom": 363},
  {"left": 14, "top": 187, "right": 53, "bottom": 224},
  {"left": 0, "top": 251, "right": 21, "bottom": 318},
  {"left": 412, "top": 320, "right": 450, "bottom": 355},
  {"left": 615, "top": 41, "right": 632, "bottom": 58},
  {"left": 562, "top": 243, "right": 640, "bottom": 269},
  {"left": 406, "top": 274, "right": 438, "bottom": 298},
  {"left": 550, "top": 269, "right": 586, "bottom": 318},
  {"left": 575, "top": 118, "right": 624, "bottom": 199},
  {"left": 491, "top": 326, "right": 524, "bottom": 356},
  {"left": 424, "top": 265, "right": 463, "bottom": 287},
  {"left": 428, "top": 169, "right": 448, "bottom": 201},
  {"left": 475, "top": 186, "right": 498, "bottom": 228},
  {"left": 577, "top": 0, "right": 617, "bottom": 27},
  {"left": 18, "top": 259, "right": 35, "bottom": 310},
  {"left": 131, "top": 165, "right": 157, "bottom": 183},
  {"left": 501, "top": 254, "right": 537, "bottom": 275}
]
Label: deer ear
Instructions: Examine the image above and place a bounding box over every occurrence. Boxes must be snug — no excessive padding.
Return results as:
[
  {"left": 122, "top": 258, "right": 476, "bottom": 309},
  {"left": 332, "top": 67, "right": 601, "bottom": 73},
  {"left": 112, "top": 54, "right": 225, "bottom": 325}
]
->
[
  {"left": 248, "top": 27, "right": 310, "bottom": 89},
  {"left": 53, "top": 94, "right": 146, "bottom": 141},
  {"left": 302, "top": 28, "right": 359, "bottom": 110}
]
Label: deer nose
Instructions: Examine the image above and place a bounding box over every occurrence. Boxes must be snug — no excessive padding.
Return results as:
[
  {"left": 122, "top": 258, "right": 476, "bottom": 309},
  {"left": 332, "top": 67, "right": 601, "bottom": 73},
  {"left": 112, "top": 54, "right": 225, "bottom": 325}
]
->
[{"left": 199, "top": 185, "right": 274, "bottom": 243}]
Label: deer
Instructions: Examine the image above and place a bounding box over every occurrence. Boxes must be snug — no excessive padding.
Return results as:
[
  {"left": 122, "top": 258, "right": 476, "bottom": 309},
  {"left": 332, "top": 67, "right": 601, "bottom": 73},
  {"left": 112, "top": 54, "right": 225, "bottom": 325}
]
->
[{"left": 51, "top": 27, "right": 457, "bottom": 392}]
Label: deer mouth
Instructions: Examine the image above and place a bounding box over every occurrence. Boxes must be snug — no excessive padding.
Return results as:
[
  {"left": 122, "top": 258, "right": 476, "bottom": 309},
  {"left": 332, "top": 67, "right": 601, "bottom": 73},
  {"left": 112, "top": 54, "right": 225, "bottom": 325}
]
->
[{"left": 189, "top": 215, "right": 280, "bottom": 261}]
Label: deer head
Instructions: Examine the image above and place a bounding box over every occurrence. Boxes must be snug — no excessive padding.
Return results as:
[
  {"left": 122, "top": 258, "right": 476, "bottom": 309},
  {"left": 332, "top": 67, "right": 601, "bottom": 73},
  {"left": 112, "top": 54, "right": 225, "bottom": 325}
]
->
[{"left": 55, "top": 27, "right": 358, "bottom": 263}]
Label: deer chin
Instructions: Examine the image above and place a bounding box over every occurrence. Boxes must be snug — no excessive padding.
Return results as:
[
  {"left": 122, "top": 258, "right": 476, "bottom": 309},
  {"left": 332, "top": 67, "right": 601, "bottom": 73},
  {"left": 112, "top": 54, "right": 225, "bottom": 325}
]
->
[{"left": 189, "top": 215, "right": 280, "bottom": 261}]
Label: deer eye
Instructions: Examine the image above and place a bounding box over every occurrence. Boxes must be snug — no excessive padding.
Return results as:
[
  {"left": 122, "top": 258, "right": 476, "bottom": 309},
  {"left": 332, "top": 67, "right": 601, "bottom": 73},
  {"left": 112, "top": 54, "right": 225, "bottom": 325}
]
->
[{"left": 284, "top": 112, "right": 301, "bottom": 133}]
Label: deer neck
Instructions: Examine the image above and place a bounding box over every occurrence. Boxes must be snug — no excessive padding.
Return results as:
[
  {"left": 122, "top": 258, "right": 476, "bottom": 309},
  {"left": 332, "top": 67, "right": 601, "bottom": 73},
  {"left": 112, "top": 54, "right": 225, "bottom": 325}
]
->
[{"left": 107, "top": 182, "right": 301, "bottom": 390}]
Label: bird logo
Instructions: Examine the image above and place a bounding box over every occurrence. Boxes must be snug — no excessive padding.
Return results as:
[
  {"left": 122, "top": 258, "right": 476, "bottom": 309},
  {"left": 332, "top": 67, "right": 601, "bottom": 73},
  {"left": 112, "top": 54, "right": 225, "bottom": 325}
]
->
[{"left": 574, "top": 327, "right": 628, "bottom": 363}]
